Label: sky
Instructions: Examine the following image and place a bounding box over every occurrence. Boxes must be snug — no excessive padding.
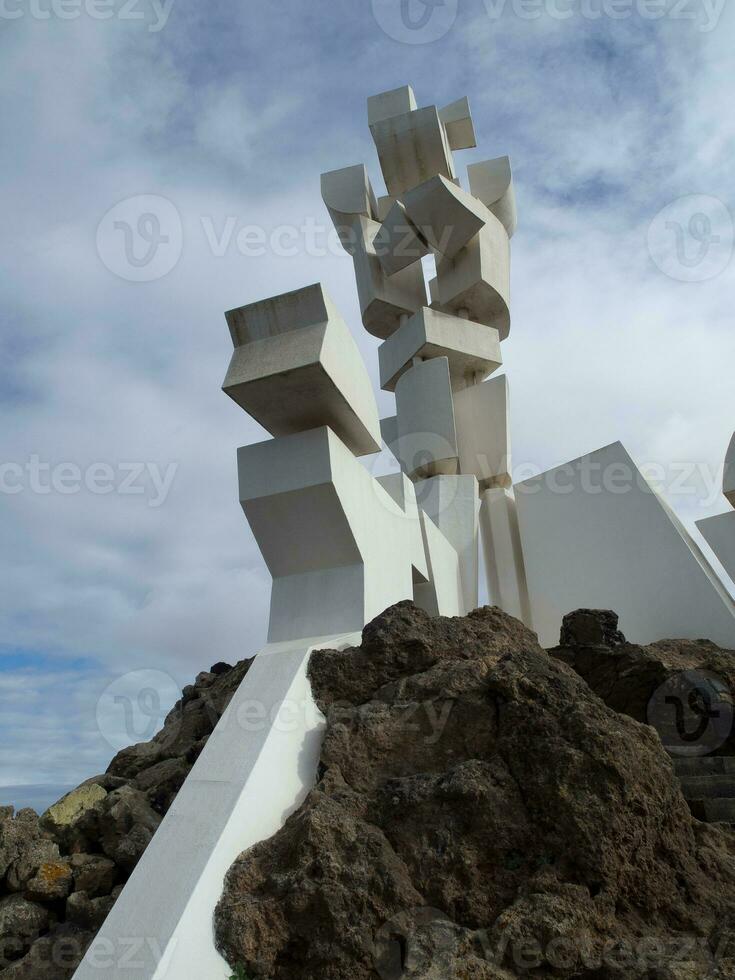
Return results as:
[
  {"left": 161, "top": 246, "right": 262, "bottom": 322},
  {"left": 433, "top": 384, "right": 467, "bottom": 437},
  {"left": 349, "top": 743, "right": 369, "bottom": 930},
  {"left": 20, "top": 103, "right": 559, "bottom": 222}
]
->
[{"left": 1, "top": 0, "right": 734, "bottom": 810}]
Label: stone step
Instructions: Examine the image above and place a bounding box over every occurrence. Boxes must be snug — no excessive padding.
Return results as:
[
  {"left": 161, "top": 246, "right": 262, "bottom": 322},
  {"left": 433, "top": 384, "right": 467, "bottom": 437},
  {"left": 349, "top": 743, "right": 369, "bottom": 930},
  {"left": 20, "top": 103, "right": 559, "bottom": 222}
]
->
[
  {"left": 679, "top": 776, "right": 735, "bottom": 800},
  {"left": 671, "top": 756, "right": 735, "bottom": 777},
  {"left": 688, "top": 797, "right": 735, "bottom": 824}
]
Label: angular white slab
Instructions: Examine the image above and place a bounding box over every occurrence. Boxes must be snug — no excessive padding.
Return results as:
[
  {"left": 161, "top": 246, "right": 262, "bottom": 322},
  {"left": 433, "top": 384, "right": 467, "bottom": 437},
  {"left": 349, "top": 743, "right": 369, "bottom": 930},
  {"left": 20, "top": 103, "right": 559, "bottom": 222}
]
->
[
  {"left": 403, "top": 174, "right": 490, "bottom": 259},
  {"left": 515, "top": 442, "right": 735, "bottom": 649},
  {"left": 454, "top": 374, "right": 512, "bottom": 489},
  {"left": 73, "top": 633, "right": 360, "bottom": 980},
  {"left": 367, "top": 85, "right": 417, "bottom": 126},
  {"left": 321, "top": 163, "right": 378, "bottom": 223},
  {"left": 351, "top": 215, "right": 427, "bottom": 338},
  {"left": 394, "top": 357, "right": 459, "bottom": 479},
  {"left": 415, "top": 475, "right": 480, "bottom": 614},
  {"left": 370, "top": 105, "right": 455, "bottom": 198},
  {"left": 374, "top": 199, "right": 430, "bottom": 277},
  {"left": 725, "top": 432, "right": 735, "bottom": 508},
  {"left": 379, "top": 307, "right": 502, "bottom": 393},
  {"left": 223, "top": 284, "right": 381, "bottom": 457},
  {"left": 480, "top": 487, "right": 531, "bottom": 627},
  {"left": 698, "top": 512, "right": 735, "bottom": 582},
  {"left": 413, "top": 509, "right": 463, "bottom": 618},
  {"left": 467, "top": 156, "right": 517, "bottom": 239},
  {"left": 431, "top": 216, "right": 511, "bottom": 337},
  {"left": 439, "top": 97, "right": 477, "bottom": 151},
  {"left": 239, "top": 426, "right": 428, "bottom": 642}
]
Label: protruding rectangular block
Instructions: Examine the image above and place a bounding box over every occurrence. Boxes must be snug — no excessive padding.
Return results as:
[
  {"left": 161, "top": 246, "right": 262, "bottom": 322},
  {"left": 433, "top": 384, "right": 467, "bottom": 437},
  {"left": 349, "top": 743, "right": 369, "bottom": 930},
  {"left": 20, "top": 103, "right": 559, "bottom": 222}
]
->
[
  {"left": 515, "top": 442, "right": 735, "bottom": 648},
  {"left": 370, "top": 105, "right": 455, "bottom": 198},
  {"left": 367, "top": 85, "right": 417, "bottom": 126},
  {"left": 394, "top": 357, "right": 459, "bottom": 479},
  {"left": 453, "top": 374, "right": 511, "bottom": 489},
  {"left": 378, "top": 307, "right": 502, "bottom": 392},
  {"left": 698, "top": 512, "right": 735, "bottom": 582},
  {"left": 403, "top": 174, "right": 490, "bottom": 259},
  {"left": 467, "top": 156, "right": 517, "bottom": 239},
  {"left": 480, "top": 487, "right": 531, "bottom": 626},
  {"left": 439, "top": 97, "right": 477, "bottom": 151},
  {"left": 223, "top": 284, "right": 381, "bottom": 456},
  {"left": 432, "top": 215, "right": 511, "bottom": 337},
  {"left": 373, "top": 200, "right": 430, "bottom": 277},
  {"left": 351, "top": 215, "right": 428, "bottom": 338}
]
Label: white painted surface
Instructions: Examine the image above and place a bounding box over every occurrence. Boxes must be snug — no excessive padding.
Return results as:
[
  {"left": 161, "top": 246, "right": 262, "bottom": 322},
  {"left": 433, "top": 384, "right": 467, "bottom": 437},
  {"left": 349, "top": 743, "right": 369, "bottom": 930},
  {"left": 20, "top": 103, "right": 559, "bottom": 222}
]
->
[
  {"left": 73, "top": 633, "right": 361, "bottom": 980},
  {"left": 416, "top": 475, "right": 479, "bottom": 614},
  {"left": 479, "top": 487, "right": 531, "bottom": 626},
  {"left": 370, "top": 105, "right": 455, "bottom": 198},
  {"left": 467, "top": 156, "right": 517, "bottom": 238},
  {"left": 698, "top": 511, "right": 735, "bottom": 582},
  {"left": 403, "top": 174, "right": 489, "bottom": 259},
  {"left": 394, "top": 357, "right": 459, "bottom": 479},
  {"left": 438, "top": 97, "right": 476, "bottom": 151},
  {"left": 454, "top": 374, "right": 512, "bottom": 489},
  {"left": 515, "top": 442, "right": 735, "bottom": 648}
]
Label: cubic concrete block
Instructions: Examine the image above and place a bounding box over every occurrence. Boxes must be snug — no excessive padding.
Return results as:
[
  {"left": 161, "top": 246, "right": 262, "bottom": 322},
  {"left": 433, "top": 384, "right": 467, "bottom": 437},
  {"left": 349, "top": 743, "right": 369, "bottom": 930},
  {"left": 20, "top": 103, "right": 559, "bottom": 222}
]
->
[
  {"left": 394, "top": 357, "right": 459, "bottom": 480},
  {"left": 698, "top": 512, "right": 735, "bottom": 582},
  {"left": 439, "top": 96, "right": 477, "bottom": 151},
  {"left": 403, "top": 174, "right": 490, "bottom": 259},
  {"left": 351, "top": 215, "right": 427, "bottom": 338},
  {"left": 453, "top": 374, "right": 512, "bottom": 489},
  {"left": 367, "top": 84, "right": 417, "bottom": 126},
  {"left": 467, "top": 156, "right": 518, "bottom": 239},
  {"left": 377, "top": 194, "right": 396, "bottom": 222},
  {"left": 321, "top": 163, "right": 378, "bottom": 224},
  {"left": 415, "top": 475, "right": 480, "bottom": 614},
  {"left": 431, "top": 216, "right": 511, "bottom": 337},
  {"left": 725, "top": 432, "right": 735, "bottom": 507},
  {"left": 374, "top": 199, "right": 430, "bottom": 277},
  {"left": 480, "top": 487, "right": 531, "bottom": 627},
  {"left": 515, "top": 442, "right": 735, "bottom": 649},
  {"left": 223, "top": 283, "right": 381, "bottom": 457},
  {"left": 238, "top": 426, "right": 429, "bottom": 642},
  {"left": 370, "top": 105, "right": 456, "bottom": 198},
  {"left": 378, "top": 306, "right": 502, "bottom": 392}
]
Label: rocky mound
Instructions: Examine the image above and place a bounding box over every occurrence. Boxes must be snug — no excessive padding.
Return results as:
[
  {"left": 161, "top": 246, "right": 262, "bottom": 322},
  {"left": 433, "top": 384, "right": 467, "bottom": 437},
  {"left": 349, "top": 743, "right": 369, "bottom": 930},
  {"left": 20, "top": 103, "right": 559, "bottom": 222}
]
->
[
  {"left": 215, "top": 602, "right": 735, "bottom": 979},
  {"left": 0, "top": 658, "right": 252, "bottom": 978}
]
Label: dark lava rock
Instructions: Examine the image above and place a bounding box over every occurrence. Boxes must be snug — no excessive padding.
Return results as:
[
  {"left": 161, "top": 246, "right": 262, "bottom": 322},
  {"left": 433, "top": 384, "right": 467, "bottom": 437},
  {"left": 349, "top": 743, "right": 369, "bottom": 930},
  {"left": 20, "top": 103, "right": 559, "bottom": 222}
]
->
[{"left": 215, "top": 601, "right": 735, "bottom": 980}]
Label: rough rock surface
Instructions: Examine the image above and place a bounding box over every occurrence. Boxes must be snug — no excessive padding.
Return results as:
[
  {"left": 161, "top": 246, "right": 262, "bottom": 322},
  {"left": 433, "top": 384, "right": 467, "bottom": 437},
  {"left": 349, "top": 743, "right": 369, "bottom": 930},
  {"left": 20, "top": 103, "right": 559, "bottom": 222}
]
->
[
  {"left": 0, "top": 656, "right": 252, "bottom": 977},
  {"left": 215, "top": 602, "right": 735, "bottom": 980}
]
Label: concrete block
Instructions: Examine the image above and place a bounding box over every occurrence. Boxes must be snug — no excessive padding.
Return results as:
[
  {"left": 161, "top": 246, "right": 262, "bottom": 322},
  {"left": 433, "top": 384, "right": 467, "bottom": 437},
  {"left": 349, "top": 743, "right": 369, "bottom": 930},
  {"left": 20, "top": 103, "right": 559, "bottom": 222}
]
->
[
  {"left": 374, "top": 200, "right": 430, "bottom": 277},
  {"left": 431, "top": 216, "right": 511, "bottom": 337},
  {"left": 698, "top": 512, "right": 735, "bottom": 582},
  {"left": 238, "top": 426, "right": 429, "bottom": 642},
  {"left": 403, "top": 174, "right": 490, "bottom": 259},
  {"left": 378, "top": 306, "right": 502, "bottom": 392},
  {"left": 367, "top": 85, "right": 417, "bottom": 126},
  {"left": 515, "top": 442, "right": 735, "bottom": 649},
  {"left": 321, "top": 163, "right": 378, "bottom": 223},
  {"left": 377, "top": 195, "right": 396, "bottom": 222},
  {"left": 351, "top": 215, "right": 427, "bottom": 338},
  {"left": 480, "top": 487, "right": 531, "bottom": 627},
  {"left": 439, "top": 97, "right": 477, "bottom": 151},
  {"left": 415, "top": 475, "right": 480, "bottom": 614},
  {"left": 370, "top": 105, "right": 455, "bottom": 198},
  {"left": 413, "top": 509, "right": 463, "bottom": 618},
  {"left": 467, "top": 156, "right": 517, "bottom": 239},
  {"left": 223, "top": 283, "right": 381, "bottom": 457},
  {"left": 394, "top": 357, "right": 459, "bottom": 479},
  {"left": 453, "top": 374, "right": 511, "bottom": 489}
]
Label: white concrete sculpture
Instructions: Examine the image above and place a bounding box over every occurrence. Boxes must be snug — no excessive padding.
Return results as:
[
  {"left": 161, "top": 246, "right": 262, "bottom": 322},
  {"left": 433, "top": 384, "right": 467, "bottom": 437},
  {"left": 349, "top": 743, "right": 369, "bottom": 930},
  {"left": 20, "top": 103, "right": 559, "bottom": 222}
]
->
[
  {"left": 515, "top": 442, "right": 735, "bottom": 648},
  {"left": 76, "top": 81, "right": 735, "bottom": 980},
  {"left": 697, "top": 432, "right": 735, "bottom": 582}
]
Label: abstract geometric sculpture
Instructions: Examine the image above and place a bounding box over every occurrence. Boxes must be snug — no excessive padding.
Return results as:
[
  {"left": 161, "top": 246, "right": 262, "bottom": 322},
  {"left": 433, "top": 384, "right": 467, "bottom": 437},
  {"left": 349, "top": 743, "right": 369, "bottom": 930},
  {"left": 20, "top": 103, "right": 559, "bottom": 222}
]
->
[{"left": 697, "top": 432, "right": 735, "bottom": 581}]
